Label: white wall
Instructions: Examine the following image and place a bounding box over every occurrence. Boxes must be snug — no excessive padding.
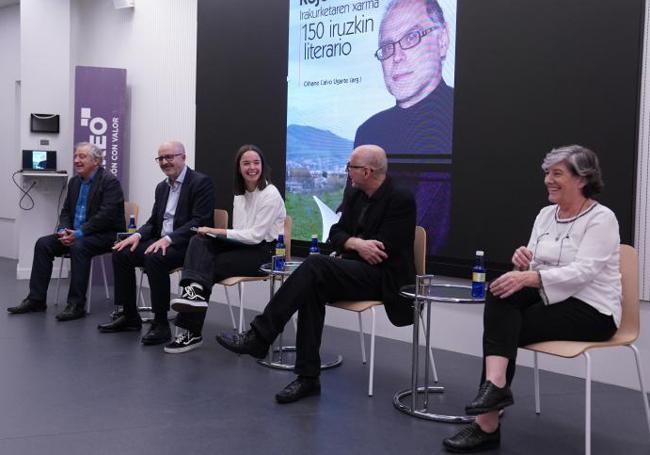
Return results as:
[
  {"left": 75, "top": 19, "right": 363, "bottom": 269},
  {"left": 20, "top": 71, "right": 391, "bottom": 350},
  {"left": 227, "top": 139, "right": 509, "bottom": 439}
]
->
[
  {"left": 71, "top": 0, "right": 197, "bottom": 214},
  {"left": 10, "top": 0, "right": 197, "bottom": 275},
  {"left": 0, "top": 4, "right": 20, "bottom": 259},
  {"left": 16, "top": 0, "right": 72, "bottom": 278}
]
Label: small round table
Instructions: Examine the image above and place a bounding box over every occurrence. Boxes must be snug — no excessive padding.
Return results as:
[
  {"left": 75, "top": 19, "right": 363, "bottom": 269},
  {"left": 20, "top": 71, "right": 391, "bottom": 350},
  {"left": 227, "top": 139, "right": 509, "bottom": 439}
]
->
[
  {"left": 393, "top": 278, "right": 484, "bottom": 423},
  {"left": 257, "top": 261, "right": 343, "bottom": 370}
]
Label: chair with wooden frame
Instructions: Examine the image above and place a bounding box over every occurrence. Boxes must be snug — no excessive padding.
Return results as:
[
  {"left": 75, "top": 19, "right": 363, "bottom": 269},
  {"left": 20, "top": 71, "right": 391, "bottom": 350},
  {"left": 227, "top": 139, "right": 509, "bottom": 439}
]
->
[
  {"left": 215, "top": 210, "right": 292, "bottom": 333},
  {"left": 328, "top": 226, "right": 438, "bottom": 396},
  {"left": 136, "top": 209, "right": 229, "bottom": 323},
  {"left": 523, "top": 244, "right": 650, "bottom": 455}
]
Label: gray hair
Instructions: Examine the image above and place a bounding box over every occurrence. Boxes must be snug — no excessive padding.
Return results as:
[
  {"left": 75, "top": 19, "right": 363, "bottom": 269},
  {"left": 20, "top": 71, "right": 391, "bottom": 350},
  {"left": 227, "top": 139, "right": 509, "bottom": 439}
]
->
[
  {"left": 541, "top": 145, "right": 604, "bottom": 197},
  {"left": 75, "top": 142, "right": 104, "bottom": 165},
  {"left": 383, "top": 0, "right": 446, "bottom": 28}
]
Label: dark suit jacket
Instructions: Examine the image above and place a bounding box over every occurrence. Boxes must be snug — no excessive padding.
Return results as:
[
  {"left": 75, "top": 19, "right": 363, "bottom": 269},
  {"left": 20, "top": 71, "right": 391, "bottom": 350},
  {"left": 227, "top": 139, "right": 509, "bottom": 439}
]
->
[
  {"left": 138, "top": 167, "right": 215, "bottom": 249},
  {"left": 58, "top": 167, "right": 125, "bottom": 235},
  {"left": 329, "top": 176, "right": 416, "bottom": 326}
]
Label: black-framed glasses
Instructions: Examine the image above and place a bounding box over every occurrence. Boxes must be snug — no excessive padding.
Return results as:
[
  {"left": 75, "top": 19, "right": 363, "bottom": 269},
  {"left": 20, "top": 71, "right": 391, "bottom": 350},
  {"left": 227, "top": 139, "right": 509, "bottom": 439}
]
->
[
  {"left": 345, "top": 161, "right": 374, "bottom": 173},
  {"left": 375, "top": 26, "right": 439, "bottom": 61},
  {"left": 154, "top": 153, "right": 183, "bottom": 163}
]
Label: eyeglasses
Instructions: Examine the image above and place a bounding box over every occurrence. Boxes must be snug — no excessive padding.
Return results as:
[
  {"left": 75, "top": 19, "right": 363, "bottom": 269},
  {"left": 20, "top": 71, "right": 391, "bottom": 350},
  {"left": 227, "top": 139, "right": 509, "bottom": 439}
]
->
[
  {"left": 345, "top": 162, "right": 374, "bottom": 173},
  {"left": 375, "top": 26, "right": 439, "bottom": 61},
  {"left": 154, "top": 153, "right": 184, "bottom": 163}
]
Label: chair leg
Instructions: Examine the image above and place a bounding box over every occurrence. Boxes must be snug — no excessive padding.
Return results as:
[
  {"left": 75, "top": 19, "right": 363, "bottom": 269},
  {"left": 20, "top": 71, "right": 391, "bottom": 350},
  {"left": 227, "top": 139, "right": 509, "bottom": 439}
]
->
[
  {"left": 418, "top": 313, "right": 439, "bottom": 383},
  {"left": 534, "top": 352, "right": 541, "bottom": 414},
  {"left": 584, "top": 352, "right": 592, "bottom": 455},
  {"left": 223, "top": 286, "right": 237, "bottom": 330},
  {"left": 358, "top": 312, "right": 367, "bottom": 364},
  {"left": 55, "top": 257, "right": 66, "bottom": 305},
  {"left": 86, "top": 259, "right": 94, "bottom": 314},
  {"left": 100, "top": 255, "right": 110, "bottom": 299},
  {"left": 237, "top": 282, "right": 246, "bottom": 334},
  {"left": 628, "top": 344, "right": 650, "bottom": 440},
  {"left": 368, "top": 307, "right": 376, "bottom": 397}
]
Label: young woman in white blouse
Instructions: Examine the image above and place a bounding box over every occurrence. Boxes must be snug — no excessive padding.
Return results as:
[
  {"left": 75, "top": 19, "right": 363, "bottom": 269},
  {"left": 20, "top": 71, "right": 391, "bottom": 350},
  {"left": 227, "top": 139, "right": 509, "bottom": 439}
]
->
[
  {"left": 443, "top": 145, "right": 620, "bottom": 453},
  {"left": 165, "top": 144, "right": 286, "bottom": 354}
]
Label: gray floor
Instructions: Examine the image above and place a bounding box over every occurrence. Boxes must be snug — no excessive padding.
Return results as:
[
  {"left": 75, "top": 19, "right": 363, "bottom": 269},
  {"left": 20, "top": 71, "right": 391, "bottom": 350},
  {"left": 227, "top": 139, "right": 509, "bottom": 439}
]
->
[{"left": 0, "top": 258, "right": 649, "bottom": 455}]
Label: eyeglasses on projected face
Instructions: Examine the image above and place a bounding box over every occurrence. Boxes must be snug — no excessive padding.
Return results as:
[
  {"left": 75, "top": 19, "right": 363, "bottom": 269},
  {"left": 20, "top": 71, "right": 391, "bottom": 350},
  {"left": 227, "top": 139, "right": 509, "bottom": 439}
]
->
[
  {"left": 154, "top": 153, "right": 184, "bottom": 163},
  {"left": 375, "top": 26, "right": 439, "bottom": 61}
]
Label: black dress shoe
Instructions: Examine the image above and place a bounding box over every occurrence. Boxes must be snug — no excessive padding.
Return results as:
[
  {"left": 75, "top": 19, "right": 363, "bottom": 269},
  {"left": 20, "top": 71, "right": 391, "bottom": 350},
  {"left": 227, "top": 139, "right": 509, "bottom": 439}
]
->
[
  {"left": 443, "top": 423, "right": 500, "bottom": 453},
  {"left": 55, "top": 303, "right": 86, "bottom": 321},
  {"left": 275, "top": 376, "right": 321, "bottom": 404},
  {"left": 215, "top": 329, "right": 269, "bottom": 359},
  {"left": 141, "top": 322, "right": 171, "bottom": 345},
  {"left": 7, "top": 298, "right": 46, "bottom": 314},
  {"left": 465, "top": 381, "right": 514, "bottom": 415},
  {"left": 98, "top": 315, "right": 143, "bottom": 333}
]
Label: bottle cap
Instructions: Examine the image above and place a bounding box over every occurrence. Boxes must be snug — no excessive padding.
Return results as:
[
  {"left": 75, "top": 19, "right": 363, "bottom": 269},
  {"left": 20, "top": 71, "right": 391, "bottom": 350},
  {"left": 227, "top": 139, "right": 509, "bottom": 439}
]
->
[
  {"left": 476, "top": 250, "right": 484, "bottom": 256},
  {"left": 312, "top": 234, "right": 317, "bottom": 239}
]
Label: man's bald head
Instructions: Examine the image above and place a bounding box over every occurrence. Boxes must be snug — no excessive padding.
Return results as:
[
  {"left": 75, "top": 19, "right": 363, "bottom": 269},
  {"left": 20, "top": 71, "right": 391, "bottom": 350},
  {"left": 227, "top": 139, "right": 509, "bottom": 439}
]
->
[{"left": 352, "top": 144, "right": 388, "bottom": 176}]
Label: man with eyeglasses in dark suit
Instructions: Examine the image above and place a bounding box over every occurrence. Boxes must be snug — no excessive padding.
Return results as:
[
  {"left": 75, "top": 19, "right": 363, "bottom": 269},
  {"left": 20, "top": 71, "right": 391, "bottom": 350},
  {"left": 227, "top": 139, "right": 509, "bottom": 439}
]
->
[{"left": 97, "top": 141, "right": 214, "bottom": 346}]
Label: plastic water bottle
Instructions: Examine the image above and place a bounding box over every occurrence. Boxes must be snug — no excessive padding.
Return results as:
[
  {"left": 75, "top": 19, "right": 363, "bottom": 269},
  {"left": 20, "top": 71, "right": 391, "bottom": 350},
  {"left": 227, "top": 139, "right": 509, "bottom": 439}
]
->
[
  {"left": 274, "top": 234, "right": 286, "bottom": 270},
  {"left": 309, "top": 234, "right": 320, "bottom": 255},
  {"left": 472, "top": 250, "right": 486, "bottom": 299},
  {"left": 127, "top": 215, "right": 137, "bottom": 233}
]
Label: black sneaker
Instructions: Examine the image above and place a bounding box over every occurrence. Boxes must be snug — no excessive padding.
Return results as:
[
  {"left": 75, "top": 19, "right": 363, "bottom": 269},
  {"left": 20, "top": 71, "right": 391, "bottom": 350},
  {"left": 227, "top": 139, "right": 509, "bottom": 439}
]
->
[
  {"left": 171, "top": 283, "right": 207, "bottom": 312},
  {"left": 164, "top": 330, "right": 203, "bottom": 354}
]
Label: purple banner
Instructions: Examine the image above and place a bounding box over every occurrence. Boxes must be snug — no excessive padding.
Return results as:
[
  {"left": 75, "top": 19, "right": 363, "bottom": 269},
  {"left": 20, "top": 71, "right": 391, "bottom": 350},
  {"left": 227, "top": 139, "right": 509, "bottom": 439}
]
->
[{"left": 73, "top": 66, "right": 128, "bottom": 182}]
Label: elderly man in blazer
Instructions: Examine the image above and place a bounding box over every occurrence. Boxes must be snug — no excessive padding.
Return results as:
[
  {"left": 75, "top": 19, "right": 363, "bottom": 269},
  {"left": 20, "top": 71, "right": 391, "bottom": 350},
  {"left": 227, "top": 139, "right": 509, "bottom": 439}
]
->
[
  {"left": 217, "top": 144, "right": 416, "bottom": 403},
  {"left": 98, "top": 141, "right": 215, "bottom": 345},
  {"left": 8, "top": 142, "right": 125, "bottom": 321}
]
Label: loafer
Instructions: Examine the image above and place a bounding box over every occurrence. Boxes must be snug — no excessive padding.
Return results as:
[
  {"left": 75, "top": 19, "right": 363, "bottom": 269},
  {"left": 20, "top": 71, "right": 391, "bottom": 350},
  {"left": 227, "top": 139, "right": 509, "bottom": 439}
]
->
[
  {"left": 55, "top": 303, "right": 86, "bottom": 321},
  {"left": 465, "top": 381, "right": 514, "bottom": 415},
  {"left": 443, "top": 423, "right": 500, "bottom": 453},
  {"left": 98, "top": 315, "right": 143, "bottom": 333},
  {"left": 215, "top": 329, "right": 269, "bottom": 359},
  {"left": 141, "top": 322, "right": 171, "bottom": 345},
  {"left": 7, "top": 298, "right": 46, "bottom": 314},
  {"left": 275, "top": 376, "right": 321, "bottom": 404}
]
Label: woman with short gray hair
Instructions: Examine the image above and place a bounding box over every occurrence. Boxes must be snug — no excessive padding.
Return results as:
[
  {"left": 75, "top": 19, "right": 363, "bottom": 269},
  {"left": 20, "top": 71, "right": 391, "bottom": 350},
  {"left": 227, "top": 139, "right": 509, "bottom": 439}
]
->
[{"left": 443, "top": 145, "right": 620, "bottom": 452}]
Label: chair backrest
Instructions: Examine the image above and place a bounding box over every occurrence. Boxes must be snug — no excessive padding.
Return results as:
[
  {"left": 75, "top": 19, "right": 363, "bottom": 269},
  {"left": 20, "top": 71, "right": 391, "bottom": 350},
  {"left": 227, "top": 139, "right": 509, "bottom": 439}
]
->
[
  {"left": 414, "top": 226, "right": 426, "bottom": 275},
  {"left": 124, "top": 201, "right": 139, "bottom": 226},
  {"left": 214, "top": 209, "right": 228, "bottom": 230},
  {"left": 284, "top": 216, "right": 293, "bottom": 261},
  {"left": 617, "top": 244, "right": 640, "bottom": 342}
]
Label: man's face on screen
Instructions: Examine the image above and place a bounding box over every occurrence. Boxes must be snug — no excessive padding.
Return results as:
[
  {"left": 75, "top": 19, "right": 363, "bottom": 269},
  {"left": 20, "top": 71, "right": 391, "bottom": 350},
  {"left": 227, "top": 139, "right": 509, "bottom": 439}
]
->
[{"left": 379, "top": 0, "right": 449, "bottom": 108}]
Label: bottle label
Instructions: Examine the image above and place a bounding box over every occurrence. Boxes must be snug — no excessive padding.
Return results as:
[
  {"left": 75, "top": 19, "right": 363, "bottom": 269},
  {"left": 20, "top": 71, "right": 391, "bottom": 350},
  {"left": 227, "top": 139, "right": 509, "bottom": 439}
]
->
[
  {"left": 275, "top": 247, "right": 286, "bottom": 257},
  {"left": 472, "top": 272, "right": 486, "bottom": 283}
]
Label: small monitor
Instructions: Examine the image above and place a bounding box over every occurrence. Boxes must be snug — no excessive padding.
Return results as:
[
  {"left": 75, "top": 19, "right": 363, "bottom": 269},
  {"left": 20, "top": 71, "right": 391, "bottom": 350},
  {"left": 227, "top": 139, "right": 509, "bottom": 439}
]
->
[
  {"left": 22, "top": 150, "right": 57, "bottom": 171},
  {"left": 30, "top": 114, "right": 60, "bottom": 134}
]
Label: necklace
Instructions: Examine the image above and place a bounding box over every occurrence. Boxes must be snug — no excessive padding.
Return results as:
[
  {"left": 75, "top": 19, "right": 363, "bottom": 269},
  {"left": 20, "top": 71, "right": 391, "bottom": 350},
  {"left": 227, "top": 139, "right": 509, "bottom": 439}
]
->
[{"left": 553, "top": 198, "right": 590, "bottom": 241}]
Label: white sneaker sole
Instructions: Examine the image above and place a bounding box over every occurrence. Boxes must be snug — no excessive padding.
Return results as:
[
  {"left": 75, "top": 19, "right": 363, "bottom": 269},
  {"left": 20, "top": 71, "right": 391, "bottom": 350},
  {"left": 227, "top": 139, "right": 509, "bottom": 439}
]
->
[
  {"left": 164, "top": 340, "right": 203, "bottom": 354},
  {"left": 171, "top": 297, "right": 208, "bottom": 313}
]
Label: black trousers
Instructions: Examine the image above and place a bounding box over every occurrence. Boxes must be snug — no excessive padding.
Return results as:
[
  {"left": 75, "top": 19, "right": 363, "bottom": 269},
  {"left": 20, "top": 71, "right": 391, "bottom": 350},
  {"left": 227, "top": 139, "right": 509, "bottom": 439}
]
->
[
  {"left": 112, "top": 239, "right": 186, "bottom": 317},
  {"left": 174, "top": 235, "right": 270, "bottom": 334},
  {"left": 481, "top": 287, "right": 617, "bottom": 386},
  {"left": 28, "top": 232, "right": 115, "bottom": 306},
  {"left": 251, "top": 255, "right": 383, "bottom": 377}
]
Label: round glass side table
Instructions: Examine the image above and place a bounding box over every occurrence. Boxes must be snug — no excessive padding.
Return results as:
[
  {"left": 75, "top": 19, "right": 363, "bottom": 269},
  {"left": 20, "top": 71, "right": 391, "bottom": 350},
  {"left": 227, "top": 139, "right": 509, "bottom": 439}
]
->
[{"left": 393, "top": 275, "right": 484, "bottom": 423}]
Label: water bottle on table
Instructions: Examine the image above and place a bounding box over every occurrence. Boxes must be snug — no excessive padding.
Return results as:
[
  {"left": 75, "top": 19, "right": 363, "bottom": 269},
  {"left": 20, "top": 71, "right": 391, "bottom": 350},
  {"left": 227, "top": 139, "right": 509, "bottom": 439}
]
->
[
  {"left": 309, "top": 234, "right": 320, "bottom": 255},
  {"left": 471, "top": 250, "right": 486, "bottom": 299}
]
